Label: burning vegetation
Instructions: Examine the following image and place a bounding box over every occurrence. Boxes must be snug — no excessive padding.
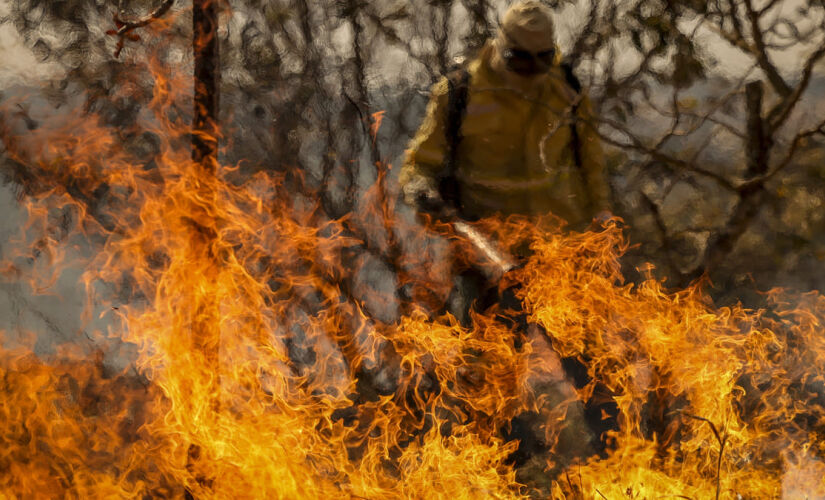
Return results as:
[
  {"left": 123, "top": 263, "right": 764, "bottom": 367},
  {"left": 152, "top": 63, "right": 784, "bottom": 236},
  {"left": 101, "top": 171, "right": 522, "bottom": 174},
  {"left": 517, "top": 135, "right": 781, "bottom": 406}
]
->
[{"left": 2, "top": 0, "right": 825, "bottom": 498}]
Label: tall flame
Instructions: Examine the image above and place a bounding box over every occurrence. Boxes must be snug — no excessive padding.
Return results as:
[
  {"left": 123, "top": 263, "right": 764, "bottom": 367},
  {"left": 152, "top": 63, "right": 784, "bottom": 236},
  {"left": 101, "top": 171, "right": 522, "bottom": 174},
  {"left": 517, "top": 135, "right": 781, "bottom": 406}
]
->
[{"left": 1, "top": 49, "right": 824, "bottom": 500}]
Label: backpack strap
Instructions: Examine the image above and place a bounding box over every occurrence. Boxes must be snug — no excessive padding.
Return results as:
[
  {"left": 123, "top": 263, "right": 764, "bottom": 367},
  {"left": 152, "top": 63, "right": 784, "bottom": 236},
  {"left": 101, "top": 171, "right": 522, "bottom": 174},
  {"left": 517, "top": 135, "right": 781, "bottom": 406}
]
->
[
  {"left": 440, "top": 67, "right": 471, "bottom": 209},
  {"left": 560, "top": 61, "right": 583, "bottom": 170},
  {"left": 439, "top": 64, "right": 582, "bottom": 210}
]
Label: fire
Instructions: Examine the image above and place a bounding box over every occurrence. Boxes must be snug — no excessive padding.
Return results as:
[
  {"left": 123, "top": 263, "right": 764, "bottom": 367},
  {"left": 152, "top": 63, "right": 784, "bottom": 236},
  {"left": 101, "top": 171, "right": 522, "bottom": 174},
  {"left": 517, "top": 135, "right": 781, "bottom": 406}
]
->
[
  {"left": 508, "top": 221, "right": 825, "bottom": 497},
  {"left": 2, "top": 36, "right": 825, "bottom": 500}
]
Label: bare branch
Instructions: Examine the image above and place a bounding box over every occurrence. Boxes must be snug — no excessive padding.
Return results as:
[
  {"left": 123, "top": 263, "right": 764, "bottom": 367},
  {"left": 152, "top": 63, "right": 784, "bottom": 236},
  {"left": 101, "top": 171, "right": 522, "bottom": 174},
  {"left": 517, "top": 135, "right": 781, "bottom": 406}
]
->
[
  {"left": 745, "top": 115, "right": 825, "bottom": 189},
  {"left": 641, "top": 64, "right": 755, "bottom": 142},
  {"left": 362, "top": 7, "right": 433, "bottom": 75},
  {"left": 460, "top": 0, "right": 492, "bottom": 51},
  {"left": 756, "top": 0, "right": 783, "bottom": 17},
  {"left": 596, "top": 116, "right": 738, "bottom": 192},
  {"left": 641, "top": 191, "right": 680, "bottom": 278},
  {"left": 725, "top": 0, "right": 750, "bottom": 51},
  {"left": 681, "top": 413, "right": 727, "bottom": 500},
  {"left": 767, "top": 42, "right": 825, "bottom": 131},
  {"left": 568, "top": 0, "right": 602, "bottom": 63},
  {"left": 687, "top": 124, "right": 722, "bottom": 167},
  {"left": 106, "top": 0, "right": 176, "bottom": 58},
  {"left": 651, "top": 88, "right": 683, "bottom": 152},
  {"left": 745, "top": 80, "right": 770, "bottom": 178},
  {"left": 704, "top": 22, "right": 753, "bottom": 54},
  {"left": 742, "top": 0, "right": 792, "bottom": 96}
]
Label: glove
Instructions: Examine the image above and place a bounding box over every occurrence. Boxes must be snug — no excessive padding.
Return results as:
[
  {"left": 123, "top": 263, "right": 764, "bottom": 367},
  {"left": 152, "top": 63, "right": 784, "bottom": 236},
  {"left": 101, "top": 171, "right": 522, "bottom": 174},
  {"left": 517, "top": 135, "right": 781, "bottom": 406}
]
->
[
  {"left": 588, "top": 210, "right": 616, "bottom": 230},
  {"left": 403, "top": 176, "right": 443, "bottom": 213}
]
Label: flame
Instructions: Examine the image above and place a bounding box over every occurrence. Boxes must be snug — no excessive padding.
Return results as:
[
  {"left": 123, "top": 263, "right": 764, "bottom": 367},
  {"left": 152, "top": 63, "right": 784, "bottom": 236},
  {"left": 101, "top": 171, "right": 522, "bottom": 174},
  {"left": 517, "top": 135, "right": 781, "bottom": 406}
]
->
[
  {"left": 370, "top": 110, "right": 386, "bottom": 147},
  {"left": 1, "top": 38, "right": 825, "bottom": 500}
]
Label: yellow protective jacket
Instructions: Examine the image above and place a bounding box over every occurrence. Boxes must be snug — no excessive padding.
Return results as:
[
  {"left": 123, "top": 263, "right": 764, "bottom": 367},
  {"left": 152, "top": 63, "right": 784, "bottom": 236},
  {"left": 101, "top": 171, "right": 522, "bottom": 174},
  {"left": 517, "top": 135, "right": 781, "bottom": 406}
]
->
[{"left": 400, "top": 44, "right": 610, "bottom": 227}]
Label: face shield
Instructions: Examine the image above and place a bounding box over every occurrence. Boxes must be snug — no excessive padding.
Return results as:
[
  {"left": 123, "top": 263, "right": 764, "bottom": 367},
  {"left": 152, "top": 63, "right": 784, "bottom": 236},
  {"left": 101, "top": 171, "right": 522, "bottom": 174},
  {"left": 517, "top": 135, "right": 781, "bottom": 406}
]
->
[
  {"left": 500, "top": 41, "right": 556, "bottom": 77},
  {"left": 496, "top": 1, "right": 557, "bottom": 77}
]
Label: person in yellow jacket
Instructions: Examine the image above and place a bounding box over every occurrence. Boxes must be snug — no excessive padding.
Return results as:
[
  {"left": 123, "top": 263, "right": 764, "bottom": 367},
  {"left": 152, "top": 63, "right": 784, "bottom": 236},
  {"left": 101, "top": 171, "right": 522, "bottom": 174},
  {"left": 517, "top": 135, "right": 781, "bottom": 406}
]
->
[
  {"left": 400, "top": 0, "right": 611, "bottom": 228},
  {"left": 398, "top": 2, "right": 616, "bottom": 485}
]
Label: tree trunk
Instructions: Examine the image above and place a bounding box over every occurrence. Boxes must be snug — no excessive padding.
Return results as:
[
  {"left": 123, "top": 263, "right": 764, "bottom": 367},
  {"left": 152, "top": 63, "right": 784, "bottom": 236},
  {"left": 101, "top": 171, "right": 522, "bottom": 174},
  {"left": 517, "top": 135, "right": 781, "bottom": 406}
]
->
[
  {"left": 693, "top": 80, "right": 771, "bottom": 280},
  {"left": 745, "top": 80, "right": 770, "bottom": 179},
  {"left": 185, "top": 2, "right": 221, "bottom": 495},
  {"left": 192, "top": 0, "right": 220, "bottom": 171}
]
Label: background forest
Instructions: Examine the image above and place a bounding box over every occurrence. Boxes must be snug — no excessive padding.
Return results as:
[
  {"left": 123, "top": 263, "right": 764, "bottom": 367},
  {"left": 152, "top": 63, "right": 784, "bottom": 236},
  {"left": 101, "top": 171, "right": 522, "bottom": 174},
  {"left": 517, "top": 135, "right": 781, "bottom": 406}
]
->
[{"left": 2, "top": 0, "right": 825, "bottom": 326}]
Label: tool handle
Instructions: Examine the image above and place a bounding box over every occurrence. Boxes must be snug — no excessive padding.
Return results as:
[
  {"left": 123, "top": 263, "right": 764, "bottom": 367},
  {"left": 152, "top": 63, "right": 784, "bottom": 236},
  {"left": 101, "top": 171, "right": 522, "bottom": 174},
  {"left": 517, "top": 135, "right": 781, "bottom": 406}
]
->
[
  {"left": 418, "top": 199, "right": 519, "bottom": 280},
  {"left": 416, "top": 192, "right": 456, "bottom": 221}
]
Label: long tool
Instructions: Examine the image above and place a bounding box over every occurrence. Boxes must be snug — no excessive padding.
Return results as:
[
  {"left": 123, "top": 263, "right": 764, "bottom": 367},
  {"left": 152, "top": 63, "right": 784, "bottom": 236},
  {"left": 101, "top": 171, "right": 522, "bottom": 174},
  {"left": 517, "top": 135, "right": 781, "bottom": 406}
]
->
[
  {"left": 423, "top": 201, "right": 520, "bottom": 282},
  {"left": 445, "top": 209, "right": 618, "bottom": 445},
  {"left": 451, "top": 220, "right": 520, "bottom": 281}
]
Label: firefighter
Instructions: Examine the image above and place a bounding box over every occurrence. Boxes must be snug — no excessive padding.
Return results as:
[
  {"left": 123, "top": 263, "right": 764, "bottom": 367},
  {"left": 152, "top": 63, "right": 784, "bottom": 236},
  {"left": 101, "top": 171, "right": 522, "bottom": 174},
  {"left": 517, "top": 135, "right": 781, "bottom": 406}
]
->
[
  {"left": 399, "top": 1, "right": 615, "bottom": 486},
  {"left": 400, "top": 0, "right": 611, "bottom": 226},
  {"left": 401, "top": 0, "right": 614, "bottom": 326}
]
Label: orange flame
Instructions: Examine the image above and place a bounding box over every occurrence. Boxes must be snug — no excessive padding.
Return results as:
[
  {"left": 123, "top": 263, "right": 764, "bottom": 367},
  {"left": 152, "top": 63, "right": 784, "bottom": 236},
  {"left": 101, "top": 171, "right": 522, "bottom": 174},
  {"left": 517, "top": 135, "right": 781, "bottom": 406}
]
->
[
  {"left": 370, "top": 110, "right": 386, "bottom": 146},
  {"left": 1, "top": 43, "right": 824, "bottom": 500}
]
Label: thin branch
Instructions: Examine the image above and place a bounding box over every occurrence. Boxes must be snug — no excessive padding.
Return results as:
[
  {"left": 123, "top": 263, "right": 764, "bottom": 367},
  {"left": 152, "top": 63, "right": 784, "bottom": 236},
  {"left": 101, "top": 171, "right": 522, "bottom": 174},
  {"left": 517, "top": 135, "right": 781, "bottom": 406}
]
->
[
  {"left": 107, "top": 0, "right": 176, "bottom": 58},
  {"left": 564, "top": 469, "right": 576, "bottom": 493},
  {"left": 704, "top": 22, "right": 753, "bottom": 54},
  {"left": 641, "top": 65, "right": 755, "bottom": 141},
  {"left": 362, "top": 7, "right": 432, "bottom": 74},
  {"left": 640, "top": 190, "right": 684, "bottom": 281},
  {"left": 432, "top": 0, "right": 453, "bottom": 75},
  {"left": 744, "top": 115, "right": 825, "bottom": 190},
  {"left": 595, "top": 116, "right": 738, "bottom": 192},
  {"left": 686, "top": 125, "right": 721, "bottom": 169},
  {"left": 723, "top": 0, "right": 750, "bottom": 51},
  {"left": 681, "top": 413, "right": 727, "bottom": 500},
  {"left": 742, "top": 0, "right": 792, "bottom": 97},
  {"left": 767, "top": 42, "right": 825, "bottom": 131},
  {"left": 765, "top": 17, "right": 801, "bottom": 42},
  {"left": 676, "top": 110, "right": 746, "bottom": 139},
  {"left": 612, "top": 44, "right": 660, "bottom": 91},
  {"left": 651, "top": 87, "right": 683, "bottom": 151},
  {"left": 460, "top": 0, "right": 492, "bottom": 51},
  {"left": 757, "top": 0, "right": 783, "bottom": 17},
  {"left": 568, "top": 0, "right": 602, "bottom": 63}
]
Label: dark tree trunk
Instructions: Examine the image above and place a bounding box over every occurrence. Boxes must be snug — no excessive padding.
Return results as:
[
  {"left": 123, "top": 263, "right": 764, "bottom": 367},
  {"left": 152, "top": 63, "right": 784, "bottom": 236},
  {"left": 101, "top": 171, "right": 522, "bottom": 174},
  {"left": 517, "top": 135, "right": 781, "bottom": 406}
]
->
[
  {"left": 692, "top": 80, "right": 772, "bottom": 280},
  {"left": 192, "top": 0, "right": 220, "bottom": 172},
  {"left": 186, "top": 3, "right": 222, "bottom": 493},
  {"left": 190, "top": 0, "right": 221, "bottom": 397},
  {"left": 745, "top": 80, "right": 770, "bottom": 179}
]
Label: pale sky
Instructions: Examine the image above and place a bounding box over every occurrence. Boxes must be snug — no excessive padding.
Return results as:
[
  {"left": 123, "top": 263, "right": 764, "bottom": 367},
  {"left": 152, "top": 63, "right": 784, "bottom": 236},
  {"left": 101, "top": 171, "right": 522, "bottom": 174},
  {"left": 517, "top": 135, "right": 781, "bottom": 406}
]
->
[
  {"left": 2, "top": 0, "right": 823, "bottom": 90},
  {"left": 552, "top": 0, "right": 824, "bottom": 83},
  {"left": 0, "top": 15, "right": 58, "bottom": 87}
]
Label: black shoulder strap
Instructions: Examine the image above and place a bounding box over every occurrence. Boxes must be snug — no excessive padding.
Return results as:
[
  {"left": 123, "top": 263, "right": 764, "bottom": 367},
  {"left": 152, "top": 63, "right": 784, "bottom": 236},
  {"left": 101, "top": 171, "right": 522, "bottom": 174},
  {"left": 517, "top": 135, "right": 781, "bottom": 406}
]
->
[
  {"left": 561, "top": 61, "right": 582, "bottom": 93},
  {"left": 441, "top": 67, "right": 471, "bottom": 208},
  {"left": 445, "top": 68, "right": 470, "bottom": 174},
  {"left": 561, "top": 61, "right": 583, "bottom": 169}
]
